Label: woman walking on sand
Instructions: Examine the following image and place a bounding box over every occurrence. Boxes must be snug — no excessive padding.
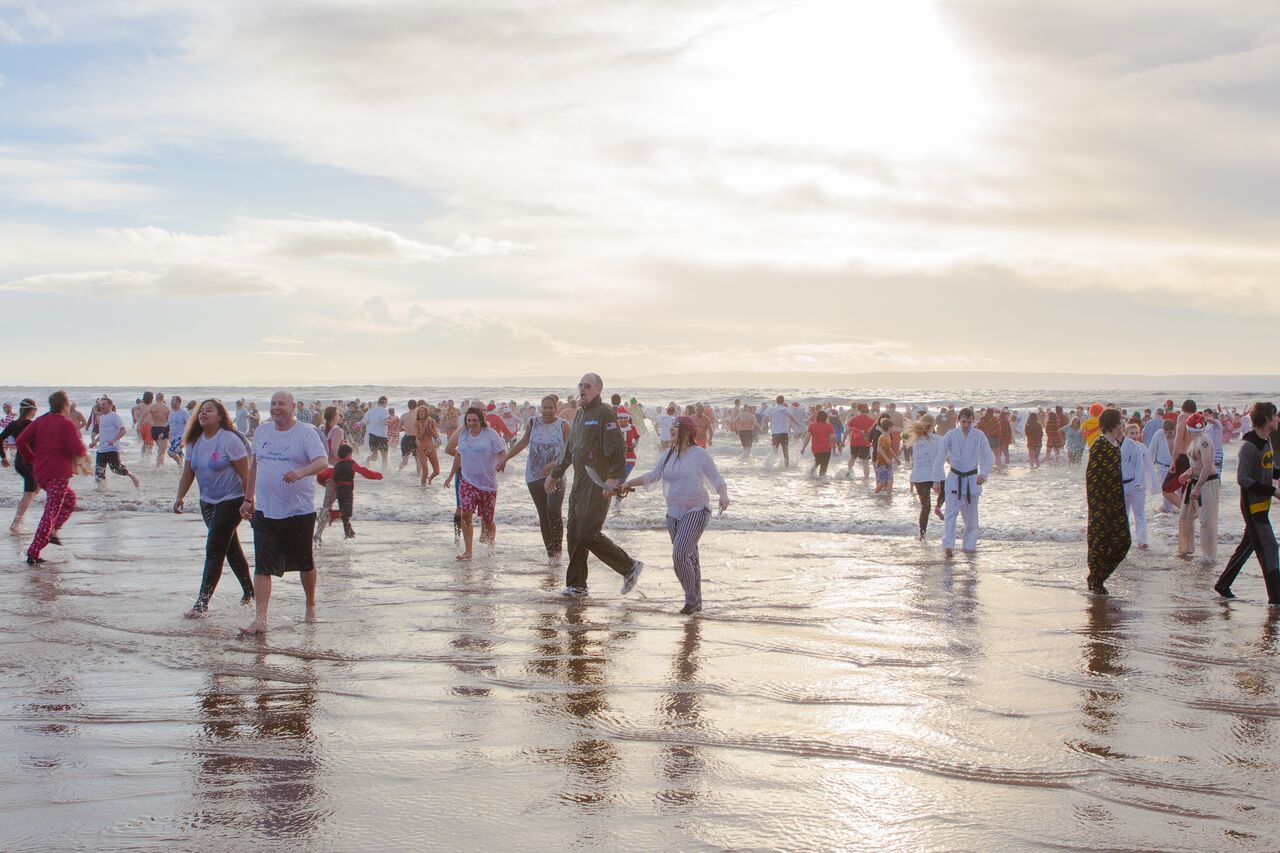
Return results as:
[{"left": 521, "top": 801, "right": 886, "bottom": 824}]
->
[
  {"left": 623, "top": 416, "right": 729, "bottom": 615},
  {"left": 905, "top": 415, "right": 946, "bottom": 539},
  {"left": 444, "top": 407, "right": 509, "bottom": 560},
  {"left": 173, "top": 400, "right": 255, "bottom": 617}
]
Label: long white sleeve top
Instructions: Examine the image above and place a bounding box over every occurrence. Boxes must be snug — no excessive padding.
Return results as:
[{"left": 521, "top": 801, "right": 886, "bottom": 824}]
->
[
  {"left": 628, "top": 445, "right": 728, "bottom": 520},
  {"left": 1119, "top": 436, "right": 1158, "bottom": 498},
  {"left": 908, "top": 433, "right": 947, "bottom": 484}
]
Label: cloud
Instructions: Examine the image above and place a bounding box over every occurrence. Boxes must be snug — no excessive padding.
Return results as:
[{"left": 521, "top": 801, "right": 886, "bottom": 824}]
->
[
  {"left": 0, "top": 2, "right": 63, "bottom": 44},
  {"left": 253, "top": 350, "right": 316, "bottom": 357},
  {"left": 0, "top": 146, "right": 158, "bottom": 211},
  {"left": 0, "top": 264, "right": 289, "bottom": 296},
  {"left": 262, "top": 336, "right": 304, "bottom": 345}
]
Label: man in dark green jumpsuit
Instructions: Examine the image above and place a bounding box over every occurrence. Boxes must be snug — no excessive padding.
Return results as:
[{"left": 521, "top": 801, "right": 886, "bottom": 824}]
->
[{"left": 546, "top": 373, "right": 643, "bottom": 596}]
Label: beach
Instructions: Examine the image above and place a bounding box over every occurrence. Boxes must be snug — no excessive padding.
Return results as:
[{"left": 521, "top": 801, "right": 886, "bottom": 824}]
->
[{"left": 2, "top": 415, "right": 1279, "bottom": 850}]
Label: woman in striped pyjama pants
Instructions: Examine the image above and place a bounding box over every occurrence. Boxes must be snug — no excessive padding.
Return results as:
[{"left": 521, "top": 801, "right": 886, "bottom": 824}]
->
[{"left": 623, "top": 417, "right": 730, "bottom": 615}]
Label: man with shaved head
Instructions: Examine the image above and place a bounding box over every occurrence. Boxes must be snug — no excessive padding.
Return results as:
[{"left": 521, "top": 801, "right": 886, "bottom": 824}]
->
[
  {"left": 546, "top": 372, "right": 643, "bottom": 597},
  {"left": 239, "top": 390, "right": 329, "bottom": 634}
]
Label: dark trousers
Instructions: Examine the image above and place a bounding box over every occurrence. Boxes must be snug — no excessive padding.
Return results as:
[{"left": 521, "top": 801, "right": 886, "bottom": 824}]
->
[
  {"left": 1217, "top": 506, "right": 1280, "bottom": 602},
  {"left": 813, "top": 451, "right": 831, "bottom": 475},
  {"left": 915, "top": 481, "right": 937, "bottom": 534},
  {"left": 528, "top": 481, "right": 565, "bottom": 557},
  {"left": 197, "top": 498, "right": 254, "bottom": 606},
  {"left": 336, "top": 484, "right": 354, "bottom": 518},
  {"left": 565, "top": 485, "right": 633, "bottom": 589}
]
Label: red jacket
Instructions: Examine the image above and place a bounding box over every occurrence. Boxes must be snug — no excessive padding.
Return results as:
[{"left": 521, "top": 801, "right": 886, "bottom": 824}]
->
[
  {"left": 486, "top": 414, "right": 515, "bottom": 440},
  {"left": 16, "top": 412, "right": 86, "bottom": 484}
]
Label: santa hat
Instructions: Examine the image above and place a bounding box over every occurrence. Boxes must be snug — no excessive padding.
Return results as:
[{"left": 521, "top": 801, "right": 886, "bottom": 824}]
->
[
  {"left": 1186, "top": 413, "right": 1206, "bottom": 431},
  {"left": 615, "top": 407, "right": 630, "bottom": 418}
]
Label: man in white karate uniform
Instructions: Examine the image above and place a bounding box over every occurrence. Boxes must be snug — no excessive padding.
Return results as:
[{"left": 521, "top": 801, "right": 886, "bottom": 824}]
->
[
  {"left": 1120, "top": 422, "right": 1157, "bottom": 550},
  {"left": 941, "top": 407, "right": 996, "bottom": 558}
]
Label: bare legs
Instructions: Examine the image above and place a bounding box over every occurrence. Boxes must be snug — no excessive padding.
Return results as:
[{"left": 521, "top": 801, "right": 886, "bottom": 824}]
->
[
  {"left": 10, "top": 490, "right": 36, "bottom": 533},
  {"left": 239, "top": 571, "right": 317, "bottom": 634},
  {"left": 456, "top": 512, "right": 496, "bottom": 561}
]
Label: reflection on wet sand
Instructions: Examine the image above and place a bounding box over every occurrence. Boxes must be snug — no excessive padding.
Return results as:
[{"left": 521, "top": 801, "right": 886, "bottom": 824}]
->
[
  {"left": 188, "top": 652, "right": 326, "bottom": 841},
  {"left": 5, "top": 513, "right": 1280, "bottom": 850},
  {"left": 1079, "top": 597, "right": 1126, "bottom": 744},
  {"left": 526, "top": 603, "right": 635, "bottom": 819},
  {"left": 657, "top": 617, "right": 704, "bottom": 809}
]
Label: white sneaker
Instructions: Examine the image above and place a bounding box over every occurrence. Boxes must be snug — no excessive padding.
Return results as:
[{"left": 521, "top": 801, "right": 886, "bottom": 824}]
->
[
  {"left": 620, "top": 561, "right": 644, "bottom": 595},
  {"left": 561, "top": 586, "right": 587, "bottom": 597}
]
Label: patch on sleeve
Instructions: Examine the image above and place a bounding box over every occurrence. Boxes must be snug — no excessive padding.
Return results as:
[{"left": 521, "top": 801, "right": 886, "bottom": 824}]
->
[{"left": 606, "top": 422, "right": 619, "bottom": 430}]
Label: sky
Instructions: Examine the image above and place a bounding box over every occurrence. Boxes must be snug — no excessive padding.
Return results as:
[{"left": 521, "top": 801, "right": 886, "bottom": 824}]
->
[{"left": 1, "top": 0, "right": 1277, "bottom": 385}]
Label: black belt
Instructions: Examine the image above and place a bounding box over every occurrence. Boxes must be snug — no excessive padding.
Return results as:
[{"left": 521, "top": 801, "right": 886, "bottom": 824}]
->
[
  {"left": 950, "top": 467, "right": 979, "bottom": 503},
  {"left": 1122, "top": 477, "right": 1133, "bottom": 483}
]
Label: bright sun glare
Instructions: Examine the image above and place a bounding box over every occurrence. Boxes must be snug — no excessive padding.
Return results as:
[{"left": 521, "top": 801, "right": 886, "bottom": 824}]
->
[{"left": 688, "top": 0, "right": 987, "bottom": 158}]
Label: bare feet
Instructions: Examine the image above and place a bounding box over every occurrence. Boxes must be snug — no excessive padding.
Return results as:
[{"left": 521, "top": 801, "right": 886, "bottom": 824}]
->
[
  {"left": 184, "top": 606, "right": 207, "bottom": 619},
  {"left": 944, "top": 548, "right": 954, "bottom": 559},
  {"left": 456, "top": 552, "right": 473, "bottom": 561},
  {"left": 239, "top": 619, "right": 267, "bottom": 635},
  {"left": 304, "top": 606, "right": 317, "bottom": 623}
]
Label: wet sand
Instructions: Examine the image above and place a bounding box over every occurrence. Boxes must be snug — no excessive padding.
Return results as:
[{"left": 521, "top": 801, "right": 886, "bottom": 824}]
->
[{"left": 2, "top": 510, "right": 1279, "bottom": 851}]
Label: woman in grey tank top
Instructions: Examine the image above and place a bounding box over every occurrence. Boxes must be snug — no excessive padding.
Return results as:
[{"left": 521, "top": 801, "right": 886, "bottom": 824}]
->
[{"left": 506, "top": 395, "right": 571, "bottom": 565}]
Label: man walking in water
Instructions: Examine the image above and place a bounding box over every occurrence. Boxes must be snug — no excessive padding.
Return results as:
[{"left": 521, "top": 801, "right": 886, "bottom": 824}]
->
[
  {"left": 1215, "top": 402, "right": 1280, "bottom": 603},
  {"left": 766, "top": 395, "right": 797, "bottom": 467},
  {"left": 363, "top": 395, "right": 391, "bottom": 470},
  {"left": 148, "top": 392, "right": 171, "bottom": 467},
  {"left": 940, "top": 407, "right": 995, "bottom": 558},
  {"left": 546, "top": 373, "right": 643, "bottom": 597},
  {"left": 239, "top": 391, "right": 329, "bottom": 634}
]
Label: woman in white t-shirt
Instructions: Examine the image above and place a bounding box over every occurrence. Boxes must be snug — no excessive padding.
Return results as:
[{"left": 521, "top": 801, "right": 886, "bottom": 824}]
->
[
  {"left": 173, "top": 399, "right": 254, "bottom": 617},
  {"left": 444, "top": 407, "right": 509, "bottom": 561},
  {"left": 623, "top": 416, "right": 729, "bottom": 614}
]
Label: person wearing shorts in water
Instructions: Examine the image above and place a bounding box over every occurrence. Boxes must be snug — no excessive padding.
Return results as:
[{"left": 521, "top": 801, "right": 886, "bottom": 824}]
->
[
  {"left": 398, "top": 400, "right": 419, "bottom": 472},
  {"left": 90, "top": 397, "right": 140, "bottom": 489},
  {"left": 238, "top": 391, "right": 328, "bottom": 635}
]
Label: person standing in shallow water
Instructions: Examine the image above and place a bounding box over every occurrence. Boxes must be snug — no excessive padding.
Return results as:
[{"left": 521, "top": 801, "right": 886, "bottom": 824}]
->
[
  {"left": 1086, "top": 408, "right": 1130, "bottom": 595},
  {"left": 623, "top": 416, "right": 729, "bottom": 614},
  {"left": 939, "top": 407, "right": 995, "bottom": 559},
  {"left": 239, "top": 391, "right": 329, "bottom": 635},
  {"left": 17, "top": 390, "right": 87, "bottom": 565},
  {"left": 546, "top": 373, "right": 644, "bottom": 597},
  {"left": 506, "top": 394, "right": 570, "bottom": 566},
  {"left": 173, "top": 399, "right": 255, "bottom": 617},
  {"left": 0, "top": 398, "right": 40, "bottom": 533},
  {"left": 1215, "top": 402, "right": 1280, "bottom": 604}
]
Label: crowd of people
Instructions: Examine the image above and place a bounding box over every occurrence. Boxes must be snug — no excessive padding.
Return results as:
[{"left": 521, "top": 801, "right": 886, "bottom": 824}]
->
[{"left": 3, "top": 382, "right": 1276, "bottom": 633}]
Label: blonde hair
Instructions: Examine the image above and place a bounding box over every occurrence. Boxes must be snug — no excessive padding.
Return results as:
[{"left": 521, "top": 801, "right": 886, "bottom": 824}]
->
[{"left": 903, "top": 414, "right": 935, "bottom": 447}]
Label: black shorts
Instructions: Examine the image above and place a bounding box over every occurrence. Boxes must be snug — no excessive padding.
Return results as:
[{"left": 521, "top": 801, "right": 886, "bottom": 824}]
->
[
  {"left": 251, "top": 511, "right": 317, "bottom": 576},
  {"left": 738, "top": 429, "right": 755, "bottom": 447},
  {"left": 150, "top": 425, "right": 170, "bottom": 441},
  {"left": 95, "top": 451, "right": 132, "bottom": 480},
  {"left": 369, "top": 435, "right": 389, "bottom": 453},
  {"left": 14, "top": 457, "right": 37, "bottom": 493},
  {"left": 400, "top": 434, "right": 417, "bottom": 456},
  {"left": 771, "top": 433, "right": 789, "bottom": 448},
  {"left": 851, "top": 446, "right": 870, "bottom": 460}
]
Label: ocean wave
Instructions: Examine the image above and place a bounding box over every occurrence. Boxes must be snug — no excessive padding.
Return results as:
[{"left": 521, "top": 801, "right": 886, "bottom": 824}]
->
[{"left": 0, "top": 490, "right": 1157, "bottom": 544}]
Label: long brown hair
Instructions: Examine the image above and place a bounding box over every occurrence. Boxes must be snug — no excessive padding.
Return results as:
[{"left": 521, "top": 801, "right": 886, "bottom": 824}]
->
[{"left": 185, "top": 399, "right": 236, "bottom": 445}]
